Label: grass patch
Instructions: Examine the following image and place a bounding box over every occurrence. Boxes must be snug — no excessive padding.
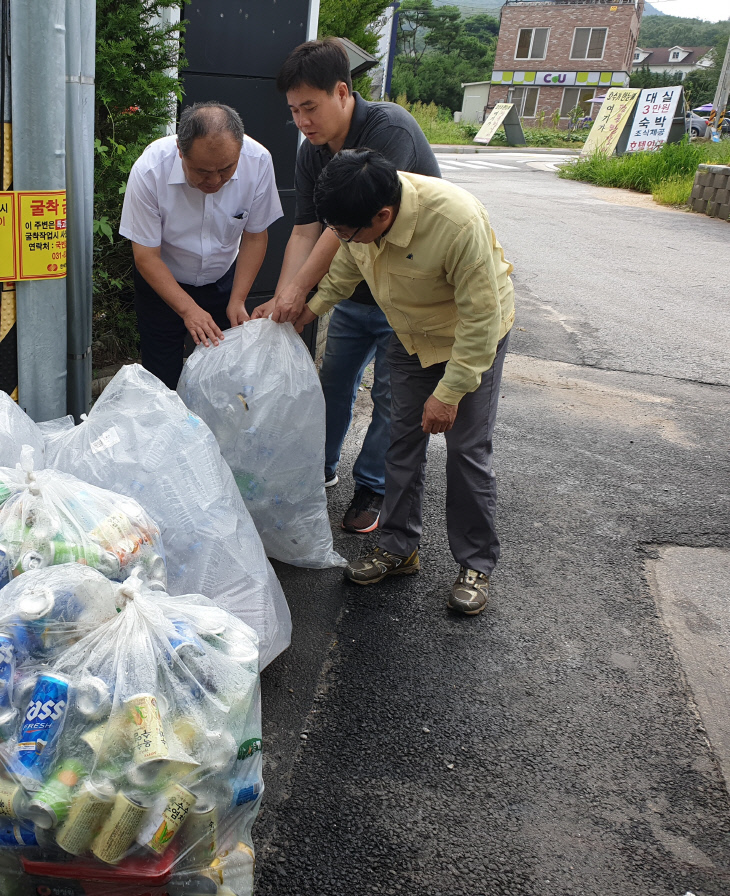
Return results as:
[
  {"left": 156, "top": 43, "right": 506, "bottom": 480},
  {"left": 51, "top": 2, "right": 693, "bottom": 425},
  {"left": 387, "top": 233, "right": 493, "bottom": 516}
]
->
[
  {"left": 652, "top": 174, "right": 696, "bottom": 207},
  {"left": 395, "top": 97, "right": 588, "bottom": 148},
  {"left": 558, "top": 138, "right": 730, "bottom": 206}
]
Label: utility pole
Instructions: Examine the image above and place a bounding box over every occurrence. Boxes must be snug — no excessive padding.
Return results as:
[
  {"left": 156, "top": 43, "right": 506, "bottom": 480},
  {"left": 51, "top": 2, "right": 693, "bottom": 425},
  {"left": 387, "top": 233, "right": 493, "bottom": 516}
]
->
[{"left": 711, "top": 37, "right": 730, "bottom": 128}]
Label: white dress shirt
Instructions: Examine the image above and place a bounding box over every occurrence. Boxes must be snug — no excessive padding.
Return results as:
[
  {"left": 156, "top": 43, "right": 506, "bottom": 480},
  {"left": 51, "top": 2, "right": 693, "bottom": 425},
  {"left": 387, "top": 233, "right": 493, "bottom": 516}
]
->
[{"left": 120, "top": 134, "right": 283, "bottom": 286}]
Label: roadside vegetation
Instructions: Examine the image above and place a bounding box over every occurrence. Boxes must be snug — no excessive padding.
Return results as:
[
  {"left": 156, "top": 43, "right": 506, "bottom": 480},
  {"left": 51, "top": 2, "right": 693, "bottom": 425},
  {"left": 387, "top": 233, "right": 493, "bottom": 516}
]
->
[
  {"left": 558, "top": 139, "right": 730, "bottom": 207},
  {"left": 93, "top": 0, "right": 184, "bottom": 369},
  {"left": 397, "top": 98, "right": 588, "bottom": 148}
]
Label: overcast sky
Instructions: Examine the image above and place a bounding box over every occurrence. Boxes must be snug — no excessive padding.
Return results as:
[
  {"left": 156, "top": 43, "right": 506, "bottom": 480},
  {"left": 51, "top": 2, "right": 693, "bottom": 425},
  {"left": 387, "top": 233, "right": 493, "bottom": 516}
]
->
[{"left": 647, "top": 0, "right": 729, "bottom": 22}]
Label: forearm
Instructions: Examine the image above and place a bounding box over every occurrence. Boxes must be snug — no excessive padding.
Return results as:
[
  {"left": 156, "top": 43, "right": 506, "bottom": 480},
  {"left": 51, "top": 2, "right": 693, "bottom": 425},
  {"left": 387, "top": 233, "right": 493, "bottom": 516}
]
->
[
  {"left": 275, "top": 228, "right": 340, "bottom": 296},
  {"left": 133, "top": 246, "right": 198, "bottom": 318},
  {"left": 230, "top": 230, "right": 268, "bottom": 302}
]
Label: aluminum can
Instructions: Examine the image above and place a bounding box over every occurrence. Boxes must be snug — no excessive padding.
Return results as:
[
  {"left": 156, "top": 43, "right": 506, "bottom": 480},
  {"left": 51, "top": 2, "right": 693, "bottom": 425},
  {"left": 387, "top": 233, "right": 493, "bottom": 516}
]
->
[
  {"left": 145, "top": 782, "right": 197, "bottom": 855},
  {"left": 0, "top": 633, "right": 17, "bottom": 713},
  {"left": 193, "top": 607, "right": 228, "bottom": 639},
  {"left": 26, "top": 758, "right": 86, "bottom": 829},
  {"left": 0, "top": 819, "right": 38, "bottom": 847},
  {"left": 168, "top": 619, "right": 206, "bottom": 659},
  {"left": 51, "top": 538, "right": 121, "bottom": 580},
  {"left": 0, "top": 778, "right": 29, "bottom": 819},
  {"left": 204, "top": 842, "right": 255, "bottom": 888},
  {"left": 125, "top": 693, "right": 168, "bottom": 764},
  {"left": 125, "top": 757, "right": 199, "bottom": 793},
  {"left": 235, "top": 779, "right": 263, "bottom": 806},
  {"left": 182, "top": 799, "right": 218, "bottom": 866},
  {"left": 16, "top": 673, "right": 71, "bottom": 780},
  {"left": 11, "top": 672, "right": 38, "bottom": 711},
  {"left": 76, "top": 676, "right": 112, "bottom": 721},
  {"left": 90, "top": 791, "right": 149, "bottom": 865},
  {"left": 55, "top": 778, "right": 115, "bottom": 855},
  {"left": 13, "top": 548, "right": 51, "bottom": 575},
  {"left": 17, "top": 587, "right": 56, "bottom": 624},
  {"left": 204, "top": 730, "right": 238, "bottom": 778}
]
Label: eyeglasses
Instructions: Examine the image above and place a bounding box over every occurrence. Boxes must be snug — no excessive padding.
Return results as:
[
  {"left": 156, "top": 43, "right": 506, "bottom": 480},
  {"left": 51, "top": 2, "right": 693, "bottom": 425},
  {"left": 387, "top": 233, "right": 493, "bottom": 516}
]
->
[{"left": 324, "top": 221, "right": 362, "bottom": 243}]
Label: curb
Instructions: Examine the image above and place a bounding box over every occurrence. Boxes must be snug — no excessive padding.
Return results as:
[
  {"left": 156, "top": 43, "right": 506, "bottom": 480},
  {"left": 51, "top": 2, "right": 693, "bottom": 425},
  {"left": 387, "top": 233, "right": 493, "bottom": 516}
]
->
[{"left": 429, "top": 144, "right": 581, "bottom": 155}]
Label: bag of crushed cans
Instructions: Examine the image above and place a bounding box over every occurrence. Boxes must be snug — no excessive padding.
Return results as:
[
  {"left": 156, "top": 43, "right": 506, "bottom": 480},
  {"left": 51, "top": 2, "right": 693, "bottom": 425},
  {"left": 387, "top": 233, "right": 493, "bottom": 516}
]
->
[
  {"left": 0, "top": 565, "right": 262, "bottom": 896},
  {"left": 0, "top": 393, "right": 44, "bottom": 471},
  {"left": 177, "top": 320, "right": 345, "bottom": 569},
  {"left": 44, "top": 364, "right": 291, "bottom": 670},
  {"left": 0, "top": 448, "right": 166, "bottom": 590}
]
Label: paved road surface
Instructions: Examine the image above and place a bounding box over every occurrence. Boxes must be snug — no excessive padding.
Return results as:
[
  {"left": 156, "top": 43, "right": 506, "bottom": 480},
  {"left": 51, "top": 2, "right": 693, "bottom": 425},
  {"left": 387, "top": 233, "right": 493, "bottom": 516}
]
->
[{"left": 254, "top": 154, "right": 730, "bottom": 896}]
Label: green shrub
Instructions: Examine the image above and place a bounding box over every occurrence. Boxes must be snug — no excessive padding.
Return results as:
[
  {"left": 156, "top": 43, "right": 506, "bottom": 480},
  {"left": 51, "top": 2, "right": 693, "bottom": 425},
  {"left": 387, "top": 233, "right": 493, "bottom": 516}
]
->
[
  {"left": 93, "top": 0, "right": 185, "bottom": 368},
  {"left": 558, "top": 138, "right": 730, "bottom": 195}
]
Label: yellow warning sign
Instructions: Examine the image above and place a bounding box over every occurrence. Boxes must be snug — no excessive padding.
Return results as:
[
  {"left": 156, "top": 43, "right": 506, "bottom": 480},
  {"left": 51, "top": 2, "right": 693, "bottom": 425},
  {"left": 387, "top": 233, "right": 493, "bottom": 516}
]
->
[
  {"left": 0, "top": 193, "right": 17, "bottom": 281},
  {"left": 0, "top": 190, "right": 67, "bottom": 282}
]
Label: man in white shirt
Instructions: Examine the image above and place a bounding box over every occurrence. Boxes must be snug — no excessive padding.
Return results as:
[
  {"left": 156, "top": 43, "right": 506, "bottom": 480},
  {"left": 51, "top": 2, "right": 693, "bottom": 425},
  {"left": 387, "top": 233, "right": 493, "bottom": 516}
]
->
[{"left": 120, "top": 102, "right": 283, "bottom": 388}]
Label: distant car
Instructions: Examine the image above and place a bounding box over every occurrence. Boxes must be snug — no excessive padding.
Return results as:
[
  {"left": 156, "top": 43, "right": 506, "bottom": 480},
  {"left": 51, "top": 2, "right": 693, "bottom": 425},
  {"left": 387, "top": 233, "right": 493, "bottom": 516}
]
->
[{"left": 686, "top": 111, "right": 707, "bottom": 137}]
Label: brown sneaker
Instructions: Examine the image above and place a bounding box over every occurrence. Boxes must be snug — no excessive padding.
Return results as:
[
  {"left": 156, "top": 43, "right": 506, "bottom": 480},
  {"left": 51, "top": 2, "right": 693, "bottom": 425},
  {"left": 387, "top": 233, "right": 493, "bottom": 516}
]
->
[
  {"left": 448, "top": 567, "right": 489, "bottom": 615},
  {"left": 345, "top": 546, "right": 420, "bottom": 585},
  {"left": 342, "top": 487, "right": 383, "bottom": 534}
]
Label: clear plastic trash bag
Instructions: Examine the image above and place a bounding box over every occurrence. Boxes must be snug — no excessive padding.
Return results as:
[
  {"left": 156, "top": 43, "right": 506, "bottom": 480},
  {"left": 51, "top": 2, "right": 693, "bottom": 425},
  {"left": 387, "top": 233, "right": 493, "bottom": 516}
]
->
[
  {"left": 177, "top": 320, "right": 345, "bottom": 569},
  {"left": 44, "top": 364, "right": 291, "bottom": 671},
  {"left": 0, "top": 448, "right": 166, "bottom": 590},
  {"left": 0, "top": 567, "right": 261, "bottom": 896},
  {"left": 0, "top": 392, "right": 44, "bottom": 471}
]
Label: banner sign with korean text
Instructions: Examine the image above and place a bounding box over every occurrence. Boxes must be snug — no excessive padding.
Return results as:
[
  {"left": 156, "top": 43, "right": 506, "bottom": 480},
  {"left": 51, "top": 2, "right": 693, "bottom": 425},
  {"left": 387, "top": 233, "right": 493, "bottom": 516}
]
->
[
  {"left": 581, "top": 88, "right": 641, "bottom": 157},
  {"left": 0, "top": 190, "right": 67, "bottom": 282},
  {"left": 474, "top": 104, "right": 526, "bottom": 146},
  {"left": 625, "top": 87, "right": 683, "bottom": 153}
]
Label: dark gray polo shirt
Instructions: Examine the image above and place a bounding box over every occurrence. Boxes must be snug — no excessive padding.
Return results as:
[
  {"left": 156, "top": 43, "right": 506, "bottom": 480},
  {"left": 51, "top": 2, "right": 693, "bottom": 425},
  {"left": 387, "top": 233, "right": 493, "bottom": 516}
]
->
[{"left": 294, "top": 93, "right": 441, "bottom": 305}]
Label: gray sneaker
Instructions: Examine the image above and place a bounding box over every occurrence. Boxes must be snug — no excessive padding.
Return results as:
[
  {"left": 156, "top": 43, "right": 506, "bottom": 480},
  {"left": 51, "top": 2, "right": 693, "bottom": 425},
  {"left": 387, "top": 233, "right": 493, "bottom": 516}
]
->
[
  {"left": 345, "top": 546, "right": 420, "bottom": 585},
  {"left": 448, "top": 567, "right": 489, "bottom": 615}
]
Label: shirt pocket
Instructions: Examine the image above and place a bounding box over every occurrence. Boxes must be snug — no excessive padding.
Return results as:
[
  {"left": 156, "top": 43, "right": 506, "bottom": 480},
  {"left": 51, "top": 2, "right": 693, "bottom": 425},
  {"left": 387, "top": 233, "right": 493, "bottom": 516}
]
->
[
  {"left": 388, "top": 263, "right": 442, "bottom": 282},
  {"left": 213, "top": 214, "right": 247, "bottom": 248}
]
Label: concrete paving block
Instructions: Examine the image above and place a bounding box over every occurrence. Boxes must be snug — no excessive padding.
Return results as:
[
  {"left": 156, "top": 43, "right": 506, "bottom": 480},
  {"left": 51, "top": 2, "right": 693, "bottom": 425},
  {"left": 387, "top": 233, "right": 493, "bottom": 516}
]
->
[
  {"left": 714, "top": 188, "right": 730, "bottom": 206},
  {"left": 712, "top": 174, "right": 729, "bottom": 192},
  {"left": 707, "top": 201, "right": 719, "bottom": 217},
  {"left": 690, "top": 181, "right": 705, "bottom": 200},
  {"left": 691, "top": 197, "right": 708, "bottom": 213},
  {"left": 719, "top": 203, "right": 730, "bottom": 221},
  {"left": 702, "top": 185, "right": 716, "bottom": 200}
]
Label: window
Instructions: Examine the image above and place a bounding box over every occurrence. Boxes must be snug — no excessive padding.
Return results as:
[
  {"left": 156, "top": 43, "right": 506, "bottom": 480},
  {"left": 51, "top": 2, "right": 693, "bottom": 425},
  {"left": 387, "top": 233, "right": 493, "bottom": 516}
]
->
[
  {"left": 560, "top": 87, "right": 596, "bottom": 118},
  {"left": 508, "top": 86, "right": 540, "bottom": 117},
  {"left": 633, "top": 51, "right": 641, "bottom": 61},
  {"left": 570, "top": 28, "right": 607, "bottom": 60},
  {"left": 670, "top": 51, "right": 681, "bottom": 60},
  {"left": 515, "top": 28, "right": 549, "bottom": 60}
]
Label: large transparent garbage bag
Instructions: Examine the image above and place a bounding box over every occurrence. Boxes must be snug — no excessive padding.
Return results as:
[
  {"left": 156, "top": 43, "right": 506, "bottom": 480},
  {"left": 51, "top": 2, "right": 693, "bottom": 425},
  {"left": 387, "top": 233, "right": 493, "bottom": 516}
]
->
[
  {"left": 0, "top": 568, "right": 262, "bottom": 896},
  {"left": 178, "top": 320, "right": 345, "bottom": 569},
  {"left": 0, "top": 392, "right": 44, "bottom": 470},
  {"left": 0, "top": 448, "right": 166, "bottom": 590},
  {"left": 44, "top": 364, "right": 290, "bottom": 670}
]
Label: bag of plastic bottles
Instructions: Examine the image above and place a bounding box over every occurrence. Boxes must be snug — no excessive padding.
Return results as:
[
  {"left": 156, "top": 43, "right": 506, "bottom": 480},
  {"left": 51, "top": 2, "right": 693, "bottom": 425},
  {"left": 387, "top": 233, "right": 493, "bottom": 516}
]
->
[
  {"left": 177, "top": 320, "right": 345, "bottom": 569},
  {"left": 0, "top": 448, "right": 166, "bottom": 590},
  {"left": 0, "top": 567, "right": 262, "bottom": 896},
  {"left": 0, "top": 392, "right": 44, "bottom": 471},
  {"left": 44, "top": 363, "right": 290, "bottom": 671}
]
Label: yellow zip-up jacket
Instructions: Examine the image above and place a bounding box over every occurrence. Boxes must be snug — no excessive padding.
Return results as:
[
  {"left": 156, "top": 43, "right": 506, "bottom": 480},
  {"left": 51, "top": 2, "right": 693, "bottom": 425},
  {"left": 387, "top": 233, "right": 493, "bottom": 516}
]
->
[{"left": 308, "top": 172, "right": 515, "bottom": 405}]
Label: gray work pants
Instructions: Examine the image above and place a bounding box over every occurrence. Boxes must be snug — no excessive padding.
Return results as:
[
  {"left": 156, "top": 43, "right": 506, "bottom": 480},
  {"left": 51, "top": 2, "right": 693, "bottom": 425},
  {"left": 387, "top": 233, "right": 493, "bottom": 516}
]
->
[{"left": 378, "top": 330, "right": 510, "bottom": 576}]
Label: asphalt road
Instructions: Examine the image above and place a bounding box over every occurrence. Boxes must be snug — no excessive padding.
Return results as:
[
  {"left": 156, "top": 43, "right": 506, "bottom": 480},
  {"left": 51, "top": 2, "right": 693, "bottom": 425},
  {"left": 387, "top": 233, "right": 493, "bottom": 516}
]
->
[{"left": 254, "top": 153, "right": 730, "bottom": 896}]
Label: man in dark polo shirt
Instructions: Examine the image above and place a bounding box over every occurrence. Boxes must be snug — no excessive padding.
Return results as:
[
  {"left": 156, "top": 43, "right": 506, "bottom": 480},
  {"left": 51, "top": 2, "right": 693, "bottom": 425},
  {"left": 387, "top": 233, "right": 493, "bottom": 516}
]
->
[{"left": 252, "top": 38, "right": 440, "bottom": 534}]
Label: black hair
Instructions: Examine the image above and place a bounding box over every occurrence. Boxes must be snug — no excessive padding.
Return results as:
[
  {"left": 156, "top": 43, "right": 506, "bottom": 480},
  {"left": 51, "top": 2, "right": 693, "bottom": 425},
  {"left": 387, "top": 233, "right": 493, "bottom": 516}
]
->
[
  {"left": 276, "top": 38, "right": 352, "bottom": 95},
  {"left": 177, "top": 102, "right": 244, "bottom": 156},
  {"left": 314, "top": 149, "right": 402, "bottom": 229}
]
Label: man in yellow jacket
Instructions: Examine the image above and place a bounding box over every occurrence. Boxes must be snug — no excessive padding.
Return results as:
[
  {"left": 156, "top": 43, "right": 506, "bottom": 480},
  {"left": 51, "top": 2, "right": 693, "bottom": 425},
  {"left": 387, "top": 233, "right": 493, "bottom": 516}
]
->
[{"left": 295, "top": 149, "right": 515, "bottom": 615}]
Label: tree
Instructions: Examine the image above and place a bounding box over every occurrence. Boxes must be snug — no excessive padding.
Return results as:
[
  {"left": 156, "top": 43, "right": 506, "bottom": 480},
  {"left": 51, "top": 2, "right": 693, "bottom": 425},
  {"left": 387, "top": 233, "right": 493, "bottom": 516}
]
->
[
  {"left": 93, "top": 0, "right": 185, "bottom": 364},
  {"left": 319, "top": 0, "right": 393, "bottom": 56},
  {"left": 638, "top": 14, "right": 730, "bottom": 49},
  {"left": 629, "top": 66, "right": 684, "bottom": 89},
  {"left": 393, "top": 0, "right": 496, "bottom": 110}
]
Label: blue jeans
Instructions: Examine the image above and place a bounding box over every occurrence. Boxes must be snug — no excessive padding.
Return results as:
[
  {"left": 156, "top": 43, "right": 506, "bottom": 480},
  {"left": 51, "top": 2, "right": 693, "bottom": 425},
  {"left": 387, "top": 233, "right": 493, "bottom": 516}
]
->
[{"left": 319, "top": 300, "right": 393, "bottom": 495}]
